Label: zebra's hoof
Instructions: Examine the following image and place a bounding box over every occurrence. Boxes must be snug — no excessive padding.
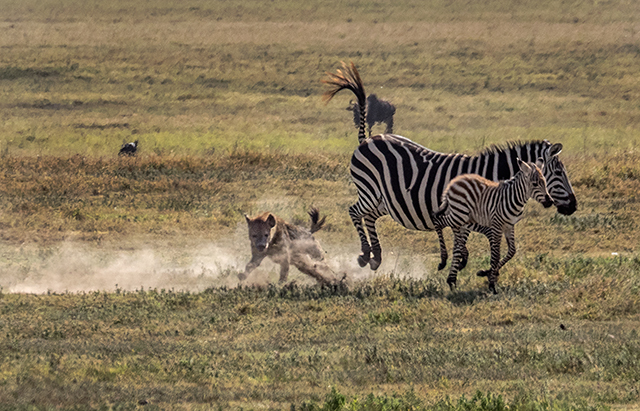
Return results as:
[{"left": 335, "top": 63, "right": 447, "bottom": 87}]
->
[
  {"left": 488, "top": 282, "right": 498, "bottom": 294},
  {"left": 458, "top": 257, "right": 468, "bottom": 271},
  {"left": 437, "top": 260, "right": 447, "bottom": 271},
  {"left": 238, "top": 272, "right": 247, "bottom": 281},
  {"left": 357, "top": 254, "right": 371, "bottom": 267},
  {"left": 369, "top": 258, "right": 381, "bottom": 271},
  {"left": 476, "top": 269, "right": 490, "bottom": 277},
  {"left": 446, "top": 277, "right": 457, "bottom": 290}
]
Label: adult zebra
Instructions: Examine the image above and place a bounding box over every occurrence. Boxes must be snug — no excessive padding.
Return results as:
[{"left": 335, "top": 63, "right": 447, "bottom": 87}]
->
[{"left": 322, "top": 62, "right": 577, "bottom": 274}]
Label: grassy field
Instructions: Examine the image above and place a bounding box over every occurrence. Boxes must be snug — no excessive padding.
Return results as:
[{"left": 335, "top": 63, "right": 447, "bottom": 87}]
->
[{"left": 1, "top": 0, "right": 640, "bottom": 409}]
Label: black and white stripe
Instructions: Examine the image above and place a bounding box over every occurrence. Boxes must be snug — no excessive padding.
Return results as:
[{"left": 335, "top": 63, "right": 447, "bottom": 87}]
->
[
  {"left": 322, "top": 62, "right": 577, "bottom": 272},
  {"left": 433, "top": 159, "right": 553, "bottom": 293}
]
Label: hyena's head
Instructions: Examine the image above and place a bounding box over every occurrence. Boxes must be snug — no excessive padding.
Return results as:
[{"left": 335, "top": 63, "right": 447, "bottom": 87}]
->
[{"left": 245, "top": 213, "right": 276, "bottom": 253}]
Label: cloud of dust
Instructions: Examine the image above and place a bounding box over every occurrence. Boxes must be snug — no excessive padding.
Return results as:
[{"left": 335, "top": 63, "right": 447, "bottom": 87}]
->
[
  {"left": 0, "top": 223, "right": 251, "bottom": 294},
  {"left": 1, "top": 205, "right": 439, "bottom": 294}
]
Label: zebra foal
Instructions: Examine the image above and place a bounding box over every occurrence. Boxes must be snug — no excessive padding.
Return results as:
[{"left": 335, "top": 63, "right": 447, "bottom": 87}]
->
[{"left": 433, "top": 159, "right": 552, "bottom": 294}]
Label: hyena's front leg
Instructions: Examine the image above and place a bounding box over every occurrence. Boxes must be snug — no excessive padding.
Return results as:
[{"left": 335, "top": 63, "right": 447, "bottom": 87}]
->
[
  {"left": 240, "top": 253, "right": 266, "bottom": 281},
  {"left": 278, "top": 259, "right": 290, "bottom": 283}
]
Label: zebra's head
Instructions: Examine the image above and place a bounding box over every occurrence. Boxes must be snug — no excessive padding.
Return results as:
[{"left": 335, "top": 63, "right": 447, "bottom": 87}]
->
[
  {"left": 518, "top": 158, "right": 553, "bottom": 208},
  {"left": 540, "top": 142, "right": 577, "bottom": 215}
]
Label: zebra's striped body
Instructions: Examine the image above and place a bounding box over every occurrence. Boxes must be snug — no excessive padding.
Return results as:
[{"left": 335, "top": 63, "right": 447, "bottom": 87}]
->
[
  {"left": 349, "top": 134, "right": 572, "bottom": 270},
  {"left": 322, "top": 63, "right": 577, "bottom": 273},
  {"left": 433, "top": 160, "right": 552, "bottom": 293}
]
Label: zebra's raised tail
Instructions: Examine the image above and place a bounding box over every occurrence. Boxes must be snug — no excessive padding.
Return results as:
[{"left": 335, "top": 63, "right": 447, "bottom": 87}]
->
[{"left": 322, "top": 62, "right": 367, "bottom": 144}]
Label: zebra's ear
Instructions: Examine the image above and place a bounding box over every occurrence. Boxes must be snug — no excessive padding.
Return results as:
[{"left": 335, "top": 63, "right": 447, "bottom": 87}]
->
[
  {"left": 536, "top": 157, "right": 544, "bottom": 170},
  {"left": 549, "top": 143, "right": 563, "bottom": 157},
  {"left": 517, "top": 158, "right": 531, "bottom": 173}
]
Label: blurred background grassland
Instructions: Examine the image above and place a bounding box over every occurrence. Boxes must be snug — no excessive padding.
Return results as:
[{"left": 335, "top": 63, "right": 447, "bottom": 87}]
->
[
  {"left": 1, "top": 1, "right": 640, "bottom": 410},
  {"left": 1, "top": 0, "right": 640, "bottom": 250}
]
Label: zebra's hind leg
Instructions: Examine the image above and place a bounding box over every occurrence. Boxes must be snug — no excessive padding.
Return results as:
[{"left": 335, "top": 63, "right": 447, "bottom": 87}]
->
[
  {"left": 364, "top": 212, "right": 383, "bottom": 270},
  {"left": 349, "top": 203, "right": 372, "bottom": 267},
  {"left": 447, "top": 227, "right": 467, "bottom": 290},
  {"left": 453, "top": 226, "right": 471, "bottom": 271},
  {"left": 436, "top": 228, "right": 448, "bottom": 271}
]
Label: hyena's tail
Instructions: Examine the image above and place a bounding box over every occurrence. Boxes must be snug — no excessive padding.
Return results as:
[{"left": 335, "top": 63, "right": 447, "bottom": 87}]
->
[{"left": 308, "top": 207, "right": 326, "bottom": 234}]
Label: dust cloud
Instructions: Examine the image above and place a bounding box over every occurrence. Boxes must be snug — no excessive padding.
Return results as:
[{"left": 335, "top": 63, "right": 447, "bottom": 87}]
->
[{"left": 0, "top": 226, "right": 436, "bottom": 294}]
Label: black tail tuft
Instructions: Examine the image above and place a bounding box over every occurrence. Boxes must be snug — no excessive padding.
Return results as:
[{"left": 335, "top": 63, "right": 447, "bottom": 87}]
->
[
  {"left": 322, "top": 61, "right": 367, "bottom": 144},
  {"left": 308, "top": 207, "right": 326, "bottom": 234}
]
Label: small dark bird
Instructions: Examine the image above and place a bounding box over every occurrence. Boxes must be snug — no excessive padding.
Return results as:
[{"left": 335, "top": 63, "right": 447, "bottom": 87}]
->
[
  {"left": 119, "top": 140, "right": 138, "bottom": 156},
  {"left": 560, "top": 323, "right": 566, "bottom": 330}
]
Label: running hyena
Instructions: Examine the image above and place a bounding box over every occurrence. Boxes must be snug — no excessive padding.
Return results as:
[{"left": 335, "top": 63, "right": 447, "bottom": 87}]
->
[{"left": 240, "top": 208, "right": 339, "bottom": 285}]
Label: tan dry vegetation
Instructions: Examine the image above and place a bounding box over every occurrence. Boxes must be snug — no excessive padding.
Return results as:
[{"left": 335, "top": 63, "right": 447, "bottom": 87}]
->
[
  {"left": 2, "top": 20, "right": 638, "bottom": 49},
  {"left": 1, "top": 0, "right": 640, "bottom": 409}
]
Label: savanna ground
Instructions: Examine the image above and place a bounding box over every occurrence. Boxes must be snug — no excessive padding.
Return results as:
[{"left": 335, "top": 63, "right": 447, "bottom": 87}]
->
[{"left": 1, "top": 0, "right": 640, "bottom": 409}]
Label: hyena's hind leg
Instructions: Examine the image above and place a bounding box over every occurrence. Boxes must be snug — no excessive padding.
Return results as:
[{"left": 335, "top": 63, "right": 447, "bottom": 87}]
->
[{"left": 292, "top": 253, "right": 338, "bottom": 285}]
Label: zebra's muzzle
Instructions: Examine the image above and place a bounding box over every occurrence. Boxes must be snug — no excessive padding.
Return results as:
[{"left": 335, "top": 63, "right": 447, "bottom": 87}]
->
[
  {"left": 556, "top": 194, "right": 577, "bottom": 215},
  {"left": 542, "top": 195, "right": 553, "bottom": 208}
]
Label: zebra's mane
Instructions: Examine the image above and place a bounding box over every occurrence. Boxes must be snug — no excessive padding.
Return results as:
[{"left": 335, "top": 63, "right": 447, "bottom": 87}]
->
[{"left": 477, "top": 140, "right": 548, "bottom": 157}]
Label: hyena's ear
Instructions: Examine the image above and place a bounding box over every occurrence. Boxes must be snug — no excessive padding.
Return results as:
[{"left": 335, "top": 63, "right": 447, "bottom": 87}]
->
[
  {"left": 266, "top": 214, "right": 276, "bottom": 228},
  {"left": 245, "top": 214, "right": 251, "bottom": 224}
]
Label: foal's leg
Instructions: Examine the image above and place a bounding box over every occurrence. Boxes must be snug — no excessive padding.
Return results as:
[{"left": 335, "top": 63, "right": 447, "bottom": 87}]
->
[
  {"left": 496, "top": 225, "right": 516, "bottom": 272},
  {"left": 486, "top": 228, "right": 503, "bottom": 294},
  {"left": 447, "top": 227, "right": 468, "bottom": 290}
]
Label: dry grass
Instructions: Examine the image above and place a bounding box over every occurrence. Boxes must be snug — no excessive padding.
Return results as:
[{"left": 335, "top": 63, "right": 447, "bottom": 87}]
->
[{"left": 1, "top": 0, "right": 640, "bottom": 409}]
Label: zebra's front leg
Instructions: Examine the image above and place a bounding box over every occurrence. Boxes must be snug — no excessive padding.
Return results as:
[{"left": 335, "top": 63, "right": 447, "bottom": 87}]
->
[
  {"left": 496, "top": 225, "right": 516, "bottom": 272},
  {"left": 486, "top": 228, "right": 502, "bottom": 294},
  {"left": 364, "top": 213, "right": 382, "bottom": 270},
  {"left": 349, "top": 204, "right": 371, "bottom": 267},
  {"left": 474, "top": 223, "right": 494, "bottom": 278}
]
